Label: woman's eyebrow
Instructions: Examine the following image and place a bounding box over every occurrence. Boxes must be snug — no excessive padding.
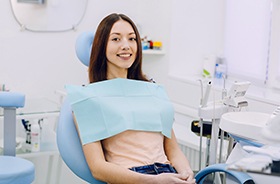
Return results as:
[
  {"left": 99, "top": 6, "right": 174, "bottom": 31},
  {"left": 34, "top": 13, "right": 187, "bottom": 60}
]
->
[
  {"left": 110, "top": 32, "right": 135, "bottom": 36},
  {"left": 110, "top": 32, "right": 121, "bottom": 36}
]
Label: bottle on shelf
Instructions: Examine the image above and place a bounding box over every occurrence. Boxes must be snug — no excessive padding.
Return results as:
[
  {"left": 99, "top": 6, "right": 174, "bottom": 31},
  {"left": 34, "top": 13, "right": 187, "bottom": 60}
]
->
[
  {"left": 31, "top": 120, "right": 41, "bottom": 152},
  {"left": 215, "top": 57, "right": 227, "bottom": 79}
]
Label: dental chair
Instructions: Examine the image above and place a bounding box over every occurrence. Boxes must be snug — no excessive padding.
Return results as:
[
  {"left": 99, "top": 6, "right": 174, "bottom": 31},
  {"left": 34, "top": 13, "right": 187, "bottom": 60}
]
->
[
  {"left": 56, "top": 32, "right": 105, "bottom": 184},
  {"left": 0, "top": 92, "right": 35, "bottom": 184},
  {"left": 56, "top": 31, "right": 255, "bottom": 184}
]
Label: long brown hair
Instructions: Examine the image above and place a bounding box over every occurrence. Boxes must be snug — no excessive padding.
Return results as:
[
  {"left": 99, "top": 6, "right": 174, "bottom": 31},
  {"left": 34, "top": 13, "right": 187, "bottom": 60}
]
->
[{"left": 88, "top": 13, "right": 148, "bottom": 83}]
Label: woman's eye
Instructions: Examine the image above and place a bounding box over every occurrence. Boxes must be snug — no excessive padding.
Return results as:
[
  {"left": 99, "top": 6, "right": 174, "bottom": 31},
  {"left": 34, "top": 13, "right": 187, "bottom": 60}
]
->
[
  {"left": 112, "top": 38, "right": 120, "bottom": 41},
  {"left": 130, "top": 37, "right": 137, "bottom": 41}
]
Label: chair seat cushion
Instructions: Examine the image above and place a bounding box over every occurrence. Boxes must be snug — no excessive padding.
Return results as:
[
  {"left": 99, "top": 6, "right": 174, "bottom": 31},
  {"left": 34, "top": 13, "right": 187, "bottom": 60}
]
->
[{"left": 0, "top": 156, "right": 35, "bottom": 184}]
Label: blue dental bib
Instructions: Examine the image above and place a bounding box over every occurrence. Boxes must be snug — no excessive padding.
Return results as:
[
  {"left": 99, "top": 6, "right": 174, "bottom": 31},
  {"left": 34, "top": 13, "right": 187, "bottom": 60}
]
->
[{"left": 65, "top": 78, "right": 174, "bottom": 145}]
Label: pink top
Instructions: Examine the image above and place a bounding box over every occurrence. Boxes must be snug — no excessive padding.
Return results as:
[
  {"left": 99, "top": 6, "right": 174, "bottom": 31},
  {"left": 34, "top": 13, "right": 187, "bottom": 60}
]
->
[{"left": 102, "top": 130, "right": 170, "bottom": 168}]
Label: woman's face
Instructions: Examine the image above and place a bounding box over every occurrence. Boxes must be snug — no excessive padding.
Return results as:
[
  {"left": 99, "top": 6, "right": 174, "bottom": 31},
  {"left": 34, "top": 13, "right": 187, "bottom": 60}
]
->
[{"left": 106, "top": 19, "right": 137, "bottom": 78}]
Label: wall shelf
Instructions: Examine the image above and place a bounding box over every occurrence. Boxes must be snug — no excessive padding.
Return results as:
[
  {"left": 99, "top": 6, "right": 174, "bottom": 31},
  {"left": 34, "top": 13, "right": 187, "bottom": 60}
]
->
[{"left": 143, "top": 50, "right": 165, "bottom": 55}]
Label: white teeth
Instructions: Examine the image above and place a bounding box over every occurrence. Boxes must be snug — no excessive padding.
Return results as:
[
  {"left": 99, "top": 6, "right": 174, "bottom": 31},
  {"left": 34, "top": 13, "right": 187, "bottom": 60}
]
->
[{"left": 118, "top": 54, "right": 131, "bottom": 57}]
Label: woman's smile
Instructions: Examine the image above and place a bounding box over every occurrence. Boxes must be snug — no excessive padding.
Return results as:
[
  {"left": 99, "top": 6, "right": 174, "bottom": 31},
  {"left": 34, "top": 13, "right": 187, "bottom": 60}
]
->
[{"left": 117, "top": 53, "right": 133, "bottom": 60}]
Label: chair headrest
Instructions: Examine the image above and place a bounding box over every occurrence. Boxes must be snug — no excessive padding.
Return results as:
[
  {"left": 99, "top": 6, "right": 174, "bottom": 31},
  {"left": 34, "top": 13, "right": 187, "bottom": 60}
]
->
[{"left": 75, "top": 32, "right": 94, "bottom": 67}]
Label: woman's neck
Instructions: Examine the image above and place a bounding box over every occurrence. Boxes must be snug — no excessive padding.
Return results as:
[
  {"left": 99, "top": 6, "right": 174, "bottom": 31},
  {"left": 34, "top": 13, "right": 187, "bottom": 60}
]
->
[{"left": 107, "top": 70, "right": 128, "bottom": 79}]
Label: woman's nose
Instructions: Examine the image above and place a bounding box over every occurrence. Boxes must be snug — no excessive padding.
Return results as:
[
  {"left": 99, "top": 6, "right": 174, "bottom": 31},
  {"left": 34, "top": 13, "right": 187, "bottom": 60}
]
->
[{"left": 121, "top": 39, "right": 130, "bottom": 50}]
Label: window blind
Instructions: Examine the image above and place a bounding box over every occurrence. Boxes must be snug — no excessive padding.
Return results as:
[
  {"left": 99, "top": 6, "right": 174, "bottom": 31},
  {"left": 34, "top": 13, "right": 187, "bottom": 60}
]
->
[{"left": 224, "top": 0, "right": 272, "bottom": 84}]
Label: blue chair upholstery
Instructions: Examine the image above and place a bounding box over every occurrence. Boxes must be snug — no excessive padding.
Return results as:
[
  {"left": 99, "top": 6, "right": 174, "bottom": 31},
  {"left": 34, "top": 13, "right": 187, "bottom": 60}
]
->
[
  {"left": 75, "top": 31, "right": 94, "bottom": 67},
  {"left": 57, "top": 98, "right": 105, "bottom": 184},
  {"left": 0, "top": 92, "right": 35, "bottom": 184},
  {"left": 0, "top": 156, "right": 35, "bottom": 184},
  {"left": 0, "top": 91, "right": 25, "bottom": 108}
]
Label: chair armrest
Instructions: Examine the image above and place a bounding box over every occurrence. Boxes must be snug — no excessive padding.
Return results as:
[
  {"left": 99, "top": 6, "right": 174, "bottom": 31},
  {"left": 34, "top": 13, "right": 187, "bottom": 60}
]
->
[
  {"left": 195, "top": 163, "right": 254, "bottom": 184},
  {"left": 0, "top": 91, "right": 25, "bottom": 108}
]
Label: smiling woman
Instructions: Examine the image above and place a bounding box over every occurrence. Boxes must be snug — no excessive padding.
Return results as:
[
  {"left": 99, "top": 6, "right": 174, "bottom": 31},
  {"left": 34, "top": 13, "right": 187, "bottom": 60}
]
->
[
  {"left": 88, "top": 13, "right": 147, "bottom": 83},
  {"left": 63, "top": 13, "right": 196, "bottom": 184}
]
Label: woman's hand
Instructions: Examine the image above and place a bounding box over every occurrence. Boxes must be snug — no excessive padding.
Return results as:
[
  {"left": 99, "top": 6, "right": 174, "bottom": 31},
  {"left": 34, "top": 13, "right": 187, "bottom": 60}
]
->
[
  {"left": 179, "top": 170, "right": 196, "bottom": 183},
  {"left": 152, "top": 173, "right": 196, "bottom": 184}
]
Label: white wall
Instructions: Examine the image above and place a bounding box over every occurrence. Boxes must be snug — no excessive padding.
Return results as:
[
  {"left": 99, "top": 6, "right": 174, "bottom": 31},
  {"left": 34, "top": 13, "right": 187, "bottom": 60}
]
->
[{"left": 169, "top": 0, "right": 225, "bottom": 77}]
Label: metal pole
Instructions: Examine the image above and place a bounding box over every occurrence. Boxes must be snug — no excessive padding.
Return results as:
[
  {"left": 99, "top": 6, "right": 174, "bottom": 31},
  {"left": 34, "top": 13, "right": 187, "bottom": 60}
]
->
[{"left": 3, "top": 108, "right": 17, "bottom": 156}]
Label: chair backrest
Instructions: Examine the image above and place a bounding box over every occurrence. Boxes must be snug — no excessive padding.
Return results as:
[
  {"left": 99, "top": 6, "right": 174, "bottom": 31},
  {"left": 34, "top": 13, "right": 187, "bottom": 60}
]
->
[
  {"left": 56, "top": 98, "right": 106, "bottom": 184},
  {"left": 57, "top": 31, "right": 105, "bottom": 184}
]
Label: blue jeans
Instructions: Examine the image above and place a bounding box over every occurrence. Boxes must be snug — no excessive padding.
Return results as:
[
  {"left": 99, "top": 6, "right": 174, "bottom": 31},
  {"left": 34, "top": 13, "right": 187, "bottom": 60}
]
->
[{"left": 130, "top": 163, "right": 177, "bottom": 175}]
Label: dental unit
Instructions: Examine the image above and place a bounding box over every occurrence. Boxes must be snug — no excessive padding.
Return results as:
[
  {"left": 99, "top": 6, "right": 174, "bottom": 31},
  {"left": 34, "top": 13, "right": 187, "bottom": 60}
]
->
[
  {"left": 202, "top": 81, "right": 280, "bottom": 183},
  {"left": 196, "top": 79, "right": 280, "bottom": 183}
]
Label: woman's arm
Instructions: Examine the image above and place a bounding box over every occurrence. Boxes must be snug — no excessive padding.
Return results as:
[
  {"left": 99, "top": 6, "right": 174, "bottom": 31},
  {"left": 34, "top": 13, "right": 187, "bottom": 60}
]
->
[
  {"left": 83, "top": 141, "right": 149, "bottom": 184},
  {"left": 164, "top": 129, "right": 195, "bottom": 183},
  {"left": 83, "top": 140, "right": 194, "bottom": 184},
  {"left": 73, "top": 113, "right": 150, "bottom": 184}
]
